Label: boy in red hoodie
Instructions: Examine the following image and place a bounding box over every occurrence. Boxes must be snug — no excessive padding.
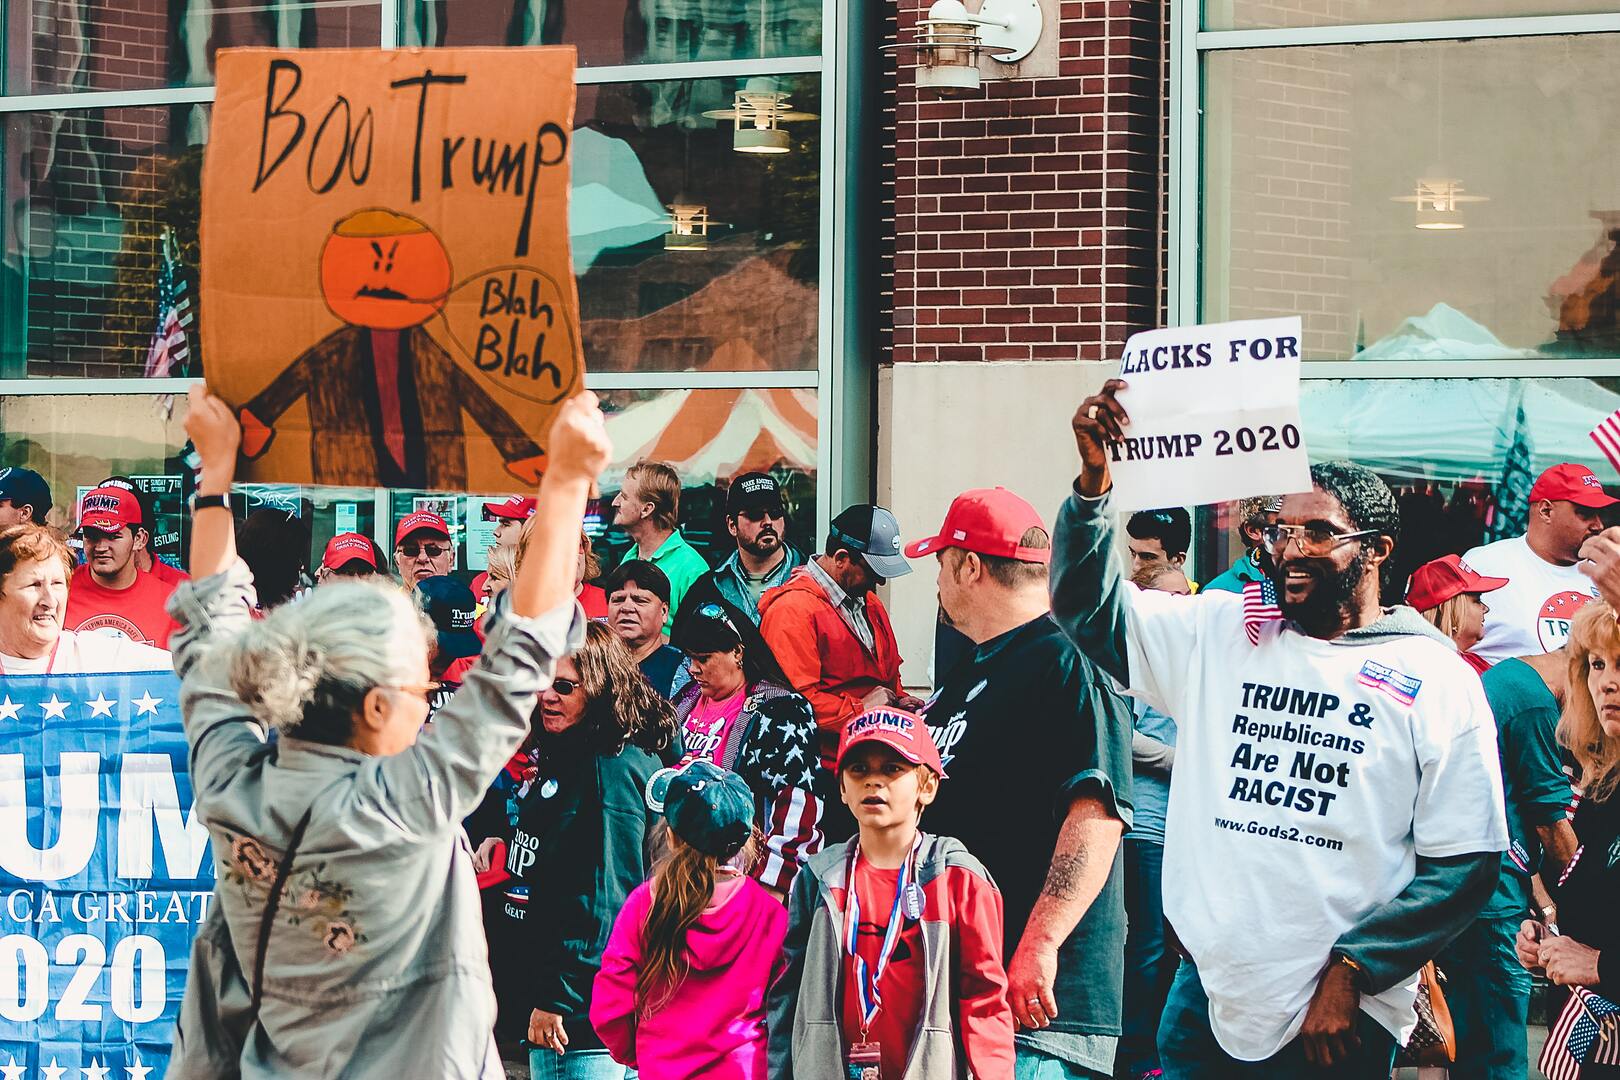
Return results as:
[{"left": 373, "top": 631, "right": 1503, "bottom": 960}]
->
[{"left": 768, "top": 707, "right": 1015, "bottom": 1080}]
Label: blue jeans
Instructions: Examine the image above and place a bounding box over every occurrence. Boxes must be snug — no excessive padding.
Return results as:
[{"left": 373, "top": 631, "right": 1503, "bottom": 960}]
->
[
  {"left": 1434, "top": 914, "right": 1532, "bottom": 1080},
  {"left": 1157, "top": 960, "right": 1397, "bottom": 1079},
  {"left": 527, "top": 1047, "right": 627, "bottom": 1080},
  {"left": 1015, "top": 1046, "right": 1107, "bottom": 1079},
  {"left": 1121, "top": 837, "right": 1173, "bottom": 1077}
]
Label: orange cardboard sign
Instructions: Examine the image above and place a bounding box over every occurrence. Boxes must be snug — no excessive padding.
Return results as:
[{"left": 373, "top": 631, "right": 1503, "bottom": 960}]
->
[{"left": 200, "top": 47, "right": 582, "bottom": 492}]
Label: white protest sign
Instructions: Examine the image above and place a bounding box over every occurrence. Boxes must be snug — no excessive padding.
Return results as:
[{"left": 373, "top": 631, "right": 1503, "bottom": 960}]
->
[{"left": 1107, "top": 316, "right": 1312, "bottom": 512}]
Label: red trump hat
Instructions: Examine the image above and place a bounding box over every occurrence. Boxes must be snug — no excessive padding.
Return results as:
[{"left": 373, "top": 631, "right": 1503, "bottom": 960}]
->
[
  {"left": 904, "top": 487, "right": 1049, "bottom": 564},
  {"left": 836, "top": 707, "right": 947, "bottom": 778},
  {"left": 395, "top": 511, "right": 451, "bottom": 545},
  {"left": 322, "top": 533, "right": 377, "bottom": 571},
  {"left": 1405, "top": 554, "right": 1509, "bottom": 613},
  {"left": 77, "top": 485, "right": 143, "bottom": 533},
  {"left": 1529, "top": 463, "right": 1618, "bottom": 509}
]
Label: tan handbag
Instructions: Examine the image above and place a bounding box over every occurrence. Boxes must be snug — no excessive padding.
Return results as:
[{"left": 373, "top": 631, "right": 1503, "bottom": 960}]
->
[{"left": 1396, "top": 961, "right": 1456, "bottom": 1067}]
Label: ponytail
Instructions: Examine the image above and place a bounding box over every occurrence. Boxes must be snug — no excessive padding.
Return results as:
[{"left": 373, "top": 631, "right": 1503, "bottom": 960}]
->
[{"left": 637, "top": 825, "right": 760, "bottom": 1014}]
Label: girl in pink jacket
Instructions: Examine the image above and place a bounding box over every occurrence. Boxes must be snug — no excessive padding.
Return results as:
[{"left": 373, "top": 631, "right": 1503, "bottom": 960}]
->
[{"left": 591, "top": 759, "right": 789, "bottom": 1079}]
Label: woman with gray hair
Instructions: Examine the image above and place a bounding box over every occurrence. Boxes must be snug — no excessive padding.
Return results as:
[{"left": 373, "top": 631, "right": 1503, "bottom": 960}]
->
[{"left": 167, "top": 386, "right": 613, "bottom": 1080}]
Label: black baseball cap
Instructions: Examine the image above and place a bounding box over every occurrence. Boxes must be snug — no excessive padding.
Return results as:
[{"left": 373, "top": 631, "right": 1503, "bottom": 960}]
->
[
  {"left": 0, "top": 468, "right": 53, "bottom": 520},
  {"left": 414, "top": 575, "right": 482, "bottom": 660},
  {"left": 829, "top": 504, "right": 911, "bottom": 580},
  {"left": 727, "top": 472, "right": 785, "bottom": 517},
  {"left": 645, "top": 759, "right": 755, "bottom": 859}
]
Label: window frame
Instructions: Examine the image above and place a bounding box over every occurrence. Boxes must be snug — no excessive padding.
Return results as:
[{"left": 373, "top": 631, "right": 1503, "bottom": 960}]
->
[
  {"left": 1171, "top": 7, "right": 1620, "bottom": 381},
  {"left": 0, "top": 0, "right": 862, "bottom": 545}
]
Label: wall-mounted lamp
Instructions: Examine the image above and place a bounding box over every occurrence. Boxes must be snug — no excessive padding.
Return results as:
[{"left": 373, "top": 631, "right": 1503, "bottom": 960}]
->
[
  {"left": 665, "top": 203, "right": 714, "bottom": 250},
  {"left": 882, "top": 0, "right": 1043, "bottom": 93},
  {"left": 702, "top": 78, "right": 818, "bottom": 155},
  {"left": 1390, "top": 177, "right": 1488, "bottom": 231}
]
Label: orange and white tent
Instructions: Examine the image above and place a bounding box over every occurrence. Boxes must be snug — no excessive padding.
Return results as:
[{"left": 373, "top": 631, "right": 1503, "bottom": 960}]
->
[{"left": 605, "top": 387, "right": 816, "bottom": 485}]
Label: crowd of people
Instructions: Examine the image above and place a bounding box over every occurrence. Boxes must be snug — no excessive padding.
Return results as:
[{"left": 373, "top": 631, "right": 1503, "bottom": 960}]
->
[{"left": 5, "top": 379, "right": 1620, "bottom": 1079}]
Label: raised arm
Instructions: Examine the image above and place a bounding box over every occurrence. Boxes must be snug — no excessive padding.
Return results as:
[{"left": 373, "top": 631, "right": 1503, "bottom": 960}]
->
[
  {"left": 169, "top": 387, "right": 266, "bottom": 810},
  {"left": 377, "top": 392, "right": 612, "bottom": 833}
]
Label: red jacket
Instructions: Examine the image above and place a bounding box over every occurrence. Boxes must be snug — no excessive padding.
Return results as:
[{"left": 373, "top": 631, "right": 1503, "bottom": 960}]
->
[{"left": 758, "top": 566, "right": 903, "bottom": 768}]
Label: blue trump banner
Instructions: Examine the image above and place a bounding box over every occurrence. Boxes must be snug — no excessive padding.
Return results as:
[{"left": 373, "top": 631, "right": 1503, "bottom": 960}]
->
[{"left": 0, "top": 672, "right": 208, "bottom": 1080}]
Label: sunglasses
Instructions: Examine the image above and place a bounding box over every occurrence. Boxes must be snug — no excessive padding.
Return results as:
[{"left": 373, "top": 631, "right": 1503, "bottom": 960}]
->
[
  {"left": 737, "top": 507, "right": 785, "bottom": 523},
  {"left": 550, "top": 677, "right": 579, "bottom": 696},
  {"left": 397, "top": 543, "right": 448, "bottom": 558},
  {"left": 390, "top": 681, "right": 443, "bottom": 703},
  {"left": 1261, "top": 523, "right": 1379, "bottom": 558}
]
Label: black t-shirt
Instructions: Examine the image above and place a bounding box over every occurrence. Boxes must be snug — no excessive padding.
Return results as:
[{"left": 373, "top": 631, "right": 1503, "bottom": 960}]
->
[{"left": 920, "top": 613, "right": 1135, "bottom": 1035}]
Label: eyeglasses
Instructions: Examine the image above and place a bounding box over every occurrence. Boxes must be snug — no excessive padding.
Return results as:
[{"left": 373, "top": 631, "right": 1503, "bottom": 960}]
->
[
  {"left": 390, "top": 681, "right": 443, "bottom": 703},
  {"left": 397, "top": 543, "right": 447, "bottom": 559},
  {"left": 550, "top": 677, "right": 579, "bottom": 696},
  {"left": 1261, "top": 523, "right": 1380, "bottom": 558}
]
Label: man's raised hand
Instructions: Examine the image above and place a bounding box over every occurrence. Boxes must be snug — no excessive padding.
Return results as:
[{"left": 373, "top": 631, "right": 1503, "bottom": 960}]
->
[{"left": 1071, "top": 379, "right": 1130, "bottom": 498}]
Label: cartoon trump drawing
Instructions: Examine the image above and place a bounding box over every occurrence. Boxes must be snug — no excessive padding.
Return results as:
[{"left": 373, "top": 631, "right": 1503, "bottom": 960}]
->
[{"left": 237, "top": 208, "right": 547, "bottom": 490}]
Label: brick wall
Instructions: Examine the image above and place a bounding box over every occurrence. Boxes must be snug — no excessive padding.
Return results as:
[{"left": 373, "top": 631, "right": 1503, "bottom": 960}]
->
[{"left": 880, "top": 0, "right": 1168, "bottom": 367}]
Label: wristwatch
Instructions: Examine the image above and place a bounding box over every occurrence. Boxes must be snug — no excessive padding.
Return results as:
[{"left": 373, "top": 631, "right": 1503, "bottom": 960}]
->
[{"left": 192, "top": 493, "right": 229, "bottom": 511}]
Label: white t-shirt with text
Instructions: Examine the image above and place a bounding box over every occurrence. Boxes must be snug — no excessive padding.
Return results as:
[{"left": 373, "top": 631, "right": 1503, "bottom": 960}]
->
[
  {"left": 1461, "top": 535, "right": 1599, "bottom": 664},
  {"left": 1119, "top": 586, "right": 1507, "bottom": 1061}
]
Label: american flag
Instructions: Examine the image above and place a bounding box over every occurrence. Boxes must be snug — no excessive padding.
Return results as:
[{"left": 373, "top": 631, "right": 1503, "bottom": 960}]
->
[
  {"left": 144, "top": 225, "right": 192, "bottom": 380},
  {"left": 1242, "top": 578, "right": 1282, "bottom": 645},
  {"left": 1542, "top": 986, "right": 1620, "bottom": 1080},
  {"left": 1591, "top": 408, "right": 1620, "bottom": 473}
]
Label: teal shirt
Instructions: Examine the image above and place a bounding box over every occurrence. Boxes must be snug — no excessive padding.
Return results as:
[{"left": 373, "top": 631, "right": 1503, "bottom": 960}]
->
[
  {"left": 1203, "top": 550, "right": 1265, "bottom": 594},
  {"left": 647, "top": 530, "right": 711, "bottom": 634},
  {"left": 1480, "top": 657, "right": 1572, "bottom": 918}
]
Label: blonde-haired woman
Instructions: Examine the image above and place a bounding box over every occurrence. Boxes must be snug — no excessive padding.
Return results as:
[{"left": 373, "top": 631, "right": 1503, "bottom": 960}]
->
[
  {"left": 1517, "top": 600, "right": 1620, "bottom": 1073},
  {"left": 167, "top": 386, "right": 611, "bottom": 1080},
  {"left": 517, "top": 516, "right": 607, "bottom": 619},
  {"left": 1405, "top": 553, "right": 1509, "bottom": 674}
]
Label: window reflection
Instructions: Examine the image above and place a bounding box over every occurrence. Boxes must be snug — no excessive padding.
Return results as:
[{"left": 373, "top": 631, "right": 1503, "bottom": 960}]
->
[
  {"left": 4, "top": 73, "right": 819, "bottom": 378},
  {"left": 1192, "top": 377, "right": 1620, "bottom": 596},
  {"left": 4, "top": 0, "right": 380, "bottom": 95},
  {"left": 1207, "top": 1, "right": 1618, "bottom": 31},
  {"left": 1203, "top": 35, "right": 1620, "bottom": 361},
  {"left": 400, "top": 0, "right": 821, "bottom": 65}
]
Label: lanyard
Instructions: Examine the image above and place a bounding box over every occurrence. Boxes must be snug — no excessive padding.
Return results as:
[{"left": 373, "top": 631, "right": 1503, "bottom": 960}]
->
[
  {"left": 0, "top": 639, "right": 61, "bottom": 676},
  {"left": 843, "top": 834, "right": 923, "bottom": 1038}
]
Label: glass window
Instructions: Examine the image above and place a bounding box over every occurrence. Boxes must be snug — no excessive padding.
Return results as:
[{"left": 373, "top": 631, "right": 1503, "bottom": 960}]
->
[
  {"left": 2, "top": 0, "right": 381, "bottom": 96},
  {"left": 574, "top": 75, "right": 821, "bottom": 372},
  {"left": 3, "top": 104, "right": 207, "bottom": 378},
  {"left": 1206, "top": 1, "right": 1618, "bottom": 31},
  {"left": 4, "top": 72, "right": 819, "bottom": 378},
  {"left": 1190, "top": 376, "right": 1620, "bottom": 594},
  {"left": 590, "top": 386, "right": 818, "bottom": 569},
  {"left": 1203, "top": 35, "right": 1620, "bottom": 361},
  {"left": 399, "top": 0, "right": 822, "bottom": 66},
  {"left": 0, "top": 393, "right": 189, "bottom": 536}
]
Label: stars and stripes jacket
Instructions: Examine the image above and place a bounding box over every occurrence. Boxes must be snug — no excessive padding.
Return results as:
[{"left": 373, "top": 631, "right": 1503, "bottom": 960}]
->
[{"left": 673, "top": 680, "right": 824, "bottom": 895}]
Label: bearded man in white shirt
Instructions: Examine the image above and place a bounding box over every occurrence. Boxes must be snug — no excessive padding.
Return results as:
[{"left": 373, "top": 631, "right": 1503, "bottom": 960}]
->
[
  {"left": 1050, "top": 379, "right": 1507, "bottom": 1078},
  {"left": 1462, "top": 462, "right": 1614, "bottom": 664}
]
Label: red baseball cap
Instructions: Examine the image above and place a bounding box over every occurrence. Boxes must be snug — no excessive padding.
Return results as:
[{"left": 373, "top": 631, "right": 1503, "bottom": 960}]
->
[
  {"left": 77, "top": 485, "right": 143, "bottom": 533},
  {"left": 322, "top": 532, "right": 377, "bottom": 571},
  {"left": 836, "top": 707, "right": 947, "bottom": 778},
  {"left": 1405, "top": 554, "right": 1509, "bottom": 612},
  {"left": 395, "top": 511, "right": 451, "bottom": 545},
  {"left": 904, "top": 487, "right": 1050, "bottom": 564},
  {"left": 1529, "top": 463, "right": 1619, "bottom": 509},
  {"left": 483, "top": 496, "right": 537, "bottom": 522}
]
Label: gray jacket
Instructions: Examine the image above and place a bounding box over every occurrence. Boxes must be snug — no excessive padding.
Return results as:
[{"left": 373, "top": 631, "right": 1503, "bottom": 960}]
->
[{"left": 166, "top": 561, "right": 581, "bottom": 1079}]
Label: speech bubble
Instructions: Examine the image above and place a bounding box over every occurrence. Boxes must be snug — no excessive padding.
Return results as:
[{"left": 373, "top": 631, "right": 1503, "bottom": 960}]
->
[{"left": 438, "top": 263, "right": 581, "bottom": 406}]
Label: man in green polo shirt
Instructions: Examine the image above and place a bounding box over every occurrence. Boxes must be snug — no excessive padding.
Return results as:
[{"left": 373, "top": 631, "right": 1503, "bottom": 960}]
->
[{"left": 611, "top": 460, "right": 709, "bottom": 633}]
